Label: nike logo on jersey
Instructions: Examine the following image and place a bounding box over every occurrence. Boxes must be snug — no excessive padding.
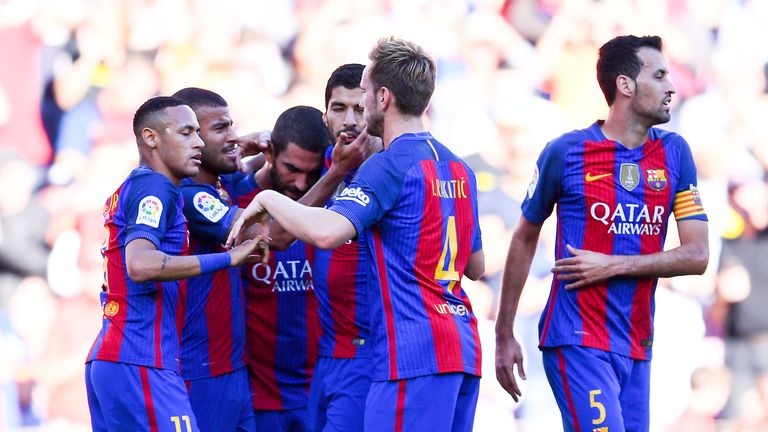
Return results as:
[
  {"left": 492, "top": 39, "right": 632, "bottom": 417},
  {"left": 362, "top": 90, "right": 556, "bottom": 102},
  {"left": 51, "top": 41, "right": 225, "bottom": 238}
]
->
[{"left": 585, "top": 172, "right": 612, "bottom": 182}]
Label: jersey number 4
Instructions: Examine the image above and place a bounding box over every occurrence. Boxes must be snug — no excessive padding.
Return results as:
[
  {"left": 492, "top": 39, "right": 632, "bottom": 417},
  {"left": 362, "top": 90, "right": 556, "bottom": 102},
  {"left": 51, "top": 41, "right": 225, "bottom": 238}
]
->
[{"left": 435, "top": 216, "right": 460, "bottom": 282}]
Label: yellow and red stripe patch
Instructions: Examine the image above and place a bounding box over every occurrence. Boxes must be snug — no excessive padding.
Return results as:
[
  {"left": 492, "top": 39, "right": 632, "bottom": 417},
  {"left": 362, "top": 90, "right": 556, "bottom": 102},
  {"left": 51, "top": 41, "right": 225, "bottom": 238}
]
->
[{"left": 673, "top": 187, "right": 705, "bottom": 219}]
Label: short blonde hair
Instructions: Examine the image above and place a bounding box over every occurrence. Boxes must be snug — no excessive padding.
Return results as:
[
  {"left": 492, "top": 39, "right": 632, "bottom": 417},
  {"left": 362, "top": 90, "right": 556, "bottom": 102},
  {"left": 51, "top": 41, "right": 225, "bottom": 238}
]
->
[{"left": 368, "top": 37, "right": 435, "bottom": 116}]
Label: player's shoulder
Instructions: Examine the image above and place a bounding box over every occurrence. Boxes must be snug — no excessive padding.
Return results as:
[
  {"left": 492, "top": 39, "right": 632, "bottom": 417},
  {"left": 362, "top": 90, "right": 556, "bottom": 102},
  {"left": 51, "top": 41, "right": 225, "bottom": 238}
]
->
[
  {"left": 649, "top": 127, "right": 688, "bottom": 147},
  {"left": 126, "top": 166, "right": 177, "bottom": 195},
  {"left": 542, "top": 125, "right": 595, "bottom": 157}
]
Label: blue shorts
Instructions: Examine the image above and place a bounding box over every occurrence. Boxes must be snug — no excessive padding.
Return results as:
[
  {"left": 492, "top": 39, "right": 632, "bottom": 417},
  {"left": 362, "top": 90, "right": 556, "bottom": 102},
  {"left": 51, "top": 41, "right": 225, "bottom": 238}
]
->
[
  {"left": 253, "top": 407, "right": 307, "bottom": 432},
  {"left": 364, "top": 373, "right": 479, "bottom": 432},
  {"left": 186, "top": 368, "right": 255, "bottom": 432},
  {"left": 307, "top": 356, "right": 372, "bottom": 432},
  {"left": 86, "top": 360, "right": 199, "bottom": 432},
  {"left": 542, "top": 346, "right": 651, "bottom": 432}
]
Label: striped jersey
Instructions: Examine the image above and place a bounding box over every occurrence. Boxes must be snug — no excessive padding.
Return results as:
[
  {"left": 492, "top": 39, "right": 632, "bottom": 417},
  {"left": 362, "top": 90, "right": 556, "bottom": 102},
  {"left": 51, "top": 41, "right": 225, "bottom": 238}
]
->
[
  {"left": 313, "top": 145, "right": 371, "bottom": 359},
  {"left": 329, "top": 132, "right": 483, "bottom": 381},
  {"left": 87, "top": 167, "right": 189, "bottom": 371},
  {"left": 523, "top": 122, "right": 707, "bottom": 360},
  {"left": 234, "top": 179, "right": 321, "bottom": 410},
  {"left": 177, "top": 177, "right": 245, "bottom": 380}
]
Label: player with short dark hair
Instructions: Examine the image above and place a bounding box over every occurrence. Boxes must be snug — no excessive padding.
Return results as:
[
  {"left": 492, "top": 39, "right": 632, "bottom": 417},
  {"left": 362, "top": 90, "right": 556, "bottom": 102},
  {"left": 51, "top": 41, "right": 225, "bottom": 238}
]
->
[
  {"left": 495, "top": 35, "right": 709, "bottom": 431},
  {"left": 172, "top": 87, "right": 264, "bottom": 432},
  {"left": 85, "top": 96, "right": 265, "bottom": 432},
  {"left": 228, "top": 37, "right": 486, "bottom": 432}
]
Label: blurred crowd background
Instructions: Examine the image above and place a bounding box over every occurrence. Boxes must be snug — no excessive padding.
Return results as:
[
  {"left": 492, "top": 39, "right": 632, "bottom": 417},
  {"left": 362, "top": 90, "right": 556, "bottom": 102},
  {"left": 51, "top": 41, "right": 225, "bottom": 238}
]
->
[{"left": 1, "top": 0, "right": 767, "bottom": 430}]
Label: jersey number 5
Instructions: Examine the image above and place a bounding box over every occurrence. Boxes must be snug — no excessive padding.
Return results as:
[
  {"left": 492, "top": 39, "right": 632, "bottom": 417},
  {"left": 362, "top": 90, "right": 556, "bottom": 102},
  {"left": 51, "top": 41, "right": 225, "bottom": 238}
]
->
[{"left": 435, "top": 216, "right": 460, "bottom": 281}]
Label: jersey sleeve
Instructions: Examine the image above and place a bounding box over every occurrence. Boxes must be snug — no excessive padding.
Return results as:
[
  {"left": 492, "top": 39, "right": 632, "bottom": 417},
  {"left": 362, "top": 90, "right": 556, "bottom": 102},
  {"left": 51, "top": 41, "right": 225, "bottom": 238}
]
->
[
  {"left": 328, "top": 153, "right": 402, "bottom": 236},
  {"left": 124, "top": 176, "right": 179, "bottom": 248},
  {"left": 521, "top": 139, "right": 566, "bottom": 224},
  {"left": 671, "top": 136, "right": 707, "bottom": 222},
  {"left": 180, "top": 182, "right": 237, "bottom": 244}
]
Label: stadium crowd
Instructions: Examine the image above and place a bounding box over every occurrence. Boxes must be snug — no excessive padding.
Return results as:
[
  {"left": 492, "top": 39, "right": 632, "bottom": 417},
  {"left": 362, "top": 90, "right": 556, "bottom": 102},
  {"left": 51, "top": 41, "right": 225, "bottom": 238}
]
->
[{"left": 1, "top": 0, "right": 767, "bottom": 430}]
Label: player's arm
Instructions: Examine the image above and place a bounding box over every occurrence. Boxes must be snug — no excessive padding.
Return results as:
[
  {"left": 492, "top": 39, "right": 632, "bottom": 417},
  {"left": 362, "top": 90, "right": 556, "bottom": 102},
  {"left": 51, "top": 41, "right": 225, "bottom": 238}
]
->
[
  {"left": 495, "top": 215, "right": 543, "bottom": 402},
  {"left": 125, "top": 237, "right": 266, "bottom": 283},
  {"left": 553, "top": 218, "right": 709, "bottom": 289},
  {"left": 465, "top": 250, "right": 485, "bottom": 281},
  {"left": 268, "top": 131, "right": 368, "bottom": 250},
  {"left": 227, "top": 189, "right": 356, "bottom": 251}
]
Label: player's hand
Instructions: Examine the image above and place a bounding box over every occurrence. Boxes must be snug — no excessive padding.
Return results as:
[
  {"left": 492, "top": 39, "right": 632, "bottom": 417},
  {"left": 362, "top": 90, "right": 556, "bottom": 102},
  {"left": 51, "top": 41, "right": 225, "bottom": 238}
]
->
[
  {"left": 330, "top": 130, "right": 369, "bottom": 174},
  {"left": 236, "top": 130, "right": 271, "bottom": 157},
  {"left": 553, "top": 244, "right": 619, "bottom": 289},
  {"left": 225, "top": 194, "right": 271, "bottom": 248},
  {"left": 495, "top": 334, "right": 526, "bottom": 402},
  {"left": 228, "top": 235, "right": 270, "bottom": 266}
]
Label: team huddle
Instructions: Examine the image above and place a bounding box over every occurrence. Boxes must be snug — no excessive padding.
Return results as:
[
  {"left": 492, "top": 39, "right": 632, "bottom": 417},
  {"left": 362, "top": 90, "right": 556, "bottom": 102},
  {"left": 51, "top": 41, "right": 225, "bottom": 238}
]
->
[{"left": 85, "top": 35, "right": 709, "bottom": 432}]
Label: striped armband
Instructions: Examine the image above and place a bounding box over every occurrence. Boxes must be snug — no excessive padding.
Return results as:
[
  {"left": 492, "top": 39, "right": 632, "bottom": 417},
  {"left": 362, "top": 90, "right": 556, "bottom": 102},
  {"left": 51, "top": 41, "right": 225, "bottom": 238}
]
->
[{"left": 673, "top": 184, "right": 706, "bottom": 219}]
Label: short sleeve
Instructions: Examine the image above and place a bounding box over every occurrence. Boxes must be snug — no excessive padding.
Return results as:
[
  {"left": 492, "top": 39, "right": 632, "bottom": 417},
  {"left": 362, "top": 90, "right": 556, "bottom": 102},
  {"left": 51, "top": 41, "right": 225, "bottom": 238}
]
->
[
  {"left": 329, "top": 153, "right": 402, "bottom": 236},
  {"left": 521, "top": 139, "right": 566, "bottom": 224},
  {"left": 180, "top": 182, "right": 237, "bottom": 245},
  {"left": 124, "top": 175, "right": 179, "bottom": 248},
  {"left": 671, "top": 136, "right": 707, "bottom": 222}
]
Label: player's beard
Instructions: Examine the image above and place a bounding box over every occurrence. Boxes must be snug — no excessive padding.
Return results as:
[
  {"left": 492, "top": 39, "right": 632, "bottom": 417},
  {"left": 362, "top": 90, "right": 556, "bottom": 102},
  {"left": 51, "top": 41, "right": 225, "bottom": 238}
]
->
[
  {"left": 268, "top": 165, "right": 304, "bottom": 199},
  {"left": 365, "top": 109, "right": 384, "bottom": 138}
]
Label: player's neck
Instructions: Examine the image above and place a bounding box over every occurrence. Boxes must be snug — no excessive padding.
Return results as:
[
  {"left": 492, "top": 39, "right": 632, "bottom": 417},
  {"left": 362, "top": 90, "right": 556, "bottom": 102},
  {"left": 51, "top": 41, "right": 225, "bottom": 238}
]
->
[
  {"left": 192, "top": 169, "right": 218, "bottom": 186},
  {"left": 601, "top": 109, "right": 650, "bottom": 150},
  {"left": 383, "top": 115, "right": 425, "bottom": 149}
]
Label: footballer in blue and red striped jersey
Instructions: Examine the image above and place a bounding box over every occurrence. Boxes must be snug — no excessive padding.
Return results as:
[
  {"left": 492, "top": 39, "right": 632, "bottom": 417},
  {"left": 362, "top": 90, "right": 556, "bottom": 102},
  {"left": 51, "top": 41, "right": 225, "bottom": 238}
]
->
[
  {"left": 329, "top": 132, "right": 483, "bottom": 382},
  {"left": 88, "top": 167, "right": 189, "bottom": 371},
  {"left": 314, "top": 145, "right": 371, "bottom": 360},
  {"left": 523, "top": 122, "right": 706, "bottom": 360},
  {"left": 235, "top": 183, "right": 321, "bottom": 417},
  {"left": 86, "top": 166, "right": 198, "bottom": 431}
]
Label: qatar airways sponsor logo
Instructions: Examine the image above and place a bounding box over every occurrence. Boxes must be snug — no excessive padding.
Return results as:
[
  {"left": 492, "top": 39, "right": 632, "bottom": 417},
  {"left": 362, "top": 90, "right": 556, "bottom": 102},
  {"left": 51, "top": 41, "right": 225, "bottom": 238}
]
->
[
  {"left": 335, "top": 186, "right": 370, "bottom": 207},
  {"left": 433, "top": 302, "right": 469, "bottom": 317},
  {"left": 589, "top": 202, "right": 665, "bottom": 235},
  {"left": 249, "top": 259, "right": 314, "bottom": 292}
]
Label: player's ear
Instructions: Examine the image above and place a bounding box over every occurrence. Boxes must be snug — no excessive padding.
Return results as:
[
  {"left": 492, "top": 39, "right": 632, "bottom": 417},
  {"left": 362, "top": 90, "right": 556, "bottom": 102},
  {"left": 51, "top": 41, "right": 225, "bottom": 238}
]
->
[
  {"left": 263, "top": 141, "right": 275, "bottom": 164},
  {"left": 616, "top": 75, "right": 634, "bottom": 98},
  {"left": 379, "top": 86, "right": 392, "bottom": 110},
  {"left": 142, "top": 127, "right": 159, "bottom": 149}
]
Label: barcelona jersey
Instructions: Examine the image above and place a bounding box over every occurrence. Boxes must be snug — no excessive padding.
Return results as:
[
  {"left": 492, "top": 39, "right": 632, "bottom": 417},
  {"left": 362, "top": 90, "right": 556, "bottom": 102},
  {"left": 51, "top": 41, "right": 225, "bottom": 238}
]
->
[
  {"left": 178, "top": 177, "right": 245, "bottom": 380},
  {"left": 329, "top": 132, "right": 483, "bottom": 381},
  {"left": 87, "top": 167, "right": 189, "bottom": 371},
  {"left": 313, "top": 145, "right": 371, "bottom": 359},
  {"left": 235, "top": 180, "right": 321, "bottom": 410},
  {"left": 523, "top": 122, "right": 707, "bottom": 360}
]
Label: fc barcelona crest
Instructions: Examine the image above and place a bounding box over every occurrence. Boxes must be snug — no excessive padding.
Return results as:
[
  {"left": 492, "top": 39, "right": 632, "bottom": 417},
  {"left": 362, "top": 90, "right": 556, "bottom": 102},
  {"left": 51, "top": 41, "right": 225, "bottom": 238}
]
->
[
  {"left": 620, "top": 163, "right": 640, "bottom": 191},
  {"left": 646, "top": 169, "right": 668, "bottom": 191}
]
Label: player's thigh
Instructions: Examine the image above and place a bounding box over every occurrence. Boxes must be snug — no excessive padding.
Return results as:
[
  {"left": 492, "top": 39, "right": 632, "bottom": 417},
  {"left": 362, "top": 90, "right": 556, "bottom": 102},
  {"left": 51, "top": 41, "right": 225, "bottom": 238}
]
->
[
  {"left": 253, "top": 408, "right": 307, "bottom": 432},
  {"left": 307, "top": 357, "right": 331, "bottom": 432},
  {"left": 542, "top": 346, "right": 624, "bottom": 432},
  {"left": 323, "top": 358, "right": 372, "bottom": 432},
  {"left": 364, "top": 373, "right": 478, "bottom": 432},
  {"left": 187, "top": 368, "right": 255, "bottom": 432},
  {"left": 89, "top": 361, "right": 200, "bottom": 432},
  {"left": 619, "top": 358, "right": 651, "bottom": 432},
  {"left": 85, "top": 362, "right": 108, "bottom": 432}
]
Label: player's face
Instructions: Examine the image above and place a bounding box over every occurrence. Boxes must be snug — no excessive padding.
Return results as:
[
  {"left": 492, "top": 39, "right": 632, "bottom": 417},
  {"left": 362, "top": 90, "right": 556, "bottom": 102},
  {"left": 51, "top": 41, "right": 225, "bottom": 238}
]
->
[
  {"left": 268, "top": 142, "right": 323, "bottom": 200},
  {"left": 360, "top": 65, "right": 384, "bottom": 138},
  {"left": 324, "top": 86, "right": 365, "bottom": 143},
  {"left": 158, "top": 105, "right": 204, "bottom": 183},
  {"left": 630, "top": 47, "right": 675, "bottom": 126},
  {"left": 196, "top": 105, "right": 239, "bottom": 175}
]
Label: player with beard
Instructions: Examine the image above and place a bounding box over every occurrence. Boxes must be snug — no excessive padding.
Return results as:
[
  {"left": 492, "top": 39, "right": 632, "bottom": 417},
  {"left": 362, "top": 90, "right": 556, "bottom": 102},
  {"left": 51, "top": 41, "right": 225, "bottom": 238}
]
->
[
  {"left": 172, "top": 87, "right": 269, "bottom": 432},
  {"left": 495, "top": 35, "right": 709, "bottom": 431},
  {"left": 85, "top": 96, "right": 265, "bottom": 432},
  {"left": 228, "top": 38, "right": 486, "bottom": 432}
]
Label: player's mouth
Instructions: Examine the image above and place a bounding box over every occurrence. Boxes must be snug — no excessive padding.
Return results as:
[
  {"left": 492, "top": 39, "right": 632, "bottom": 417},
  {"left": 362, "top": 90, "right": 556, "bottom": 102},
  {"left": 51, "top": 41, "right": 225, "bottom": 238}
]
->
[
  {"left": 191, "top": 153, "right": 202, "bottom": 165},
  {"left": 223, "top": 144, "right": 238, "bottom": 159}
]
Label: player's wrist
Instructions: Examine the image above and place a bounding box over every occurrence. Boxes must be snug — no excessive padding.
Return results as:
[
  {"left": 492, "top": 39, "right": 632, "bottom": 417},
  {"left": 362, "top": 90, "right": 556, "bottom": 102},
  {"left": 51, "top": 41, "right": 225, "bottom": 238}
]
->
[{"left": 198, "top": 252, "right": 232, "bottom": 274}]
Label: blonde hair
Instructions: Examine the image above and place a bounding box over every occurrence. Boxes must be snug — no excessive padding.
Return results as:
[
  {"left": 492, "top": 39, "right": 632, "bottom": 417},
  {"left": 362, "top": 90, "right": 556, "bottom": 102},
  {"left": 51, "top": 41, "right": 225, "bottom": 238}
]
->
[{"left": 368, "top": 37, "right": 435, "bottom": 116}]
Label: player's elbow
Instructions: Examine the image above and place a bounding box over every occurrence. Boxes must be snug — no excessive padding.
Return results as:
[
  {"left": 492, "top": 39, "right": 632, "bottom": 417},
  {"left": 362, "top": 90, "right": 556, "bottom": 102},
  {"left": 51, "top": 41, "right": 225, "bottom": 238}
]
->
[
  {"left": 464, "top": 250, "right": 485, "bottom": 281},
  {"left": 690, "top": 245, "right": 709, "bottom": 275},
  {"left": 126, "top": 262, "right": 153, "bottom": 283},
  {"left": 313, "top": 231, "right": 346, "bottom": 250}
]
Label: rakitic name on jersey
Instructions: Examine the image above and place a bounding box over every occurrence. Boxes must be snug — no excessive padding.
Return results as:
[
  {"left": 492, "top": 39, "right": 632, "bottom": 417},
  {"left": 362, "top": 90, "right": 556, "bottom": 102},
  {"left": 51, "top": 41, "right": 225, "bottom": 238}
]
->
[{"left": 431, "top": 178, "right": 467, "bottom": 199}]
